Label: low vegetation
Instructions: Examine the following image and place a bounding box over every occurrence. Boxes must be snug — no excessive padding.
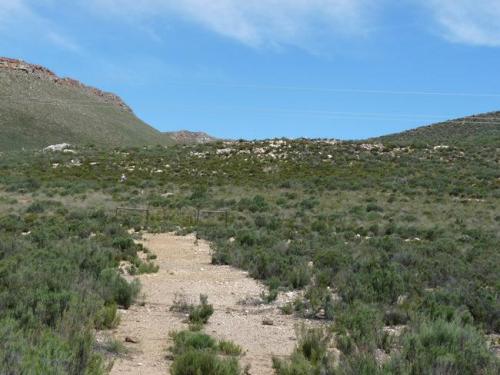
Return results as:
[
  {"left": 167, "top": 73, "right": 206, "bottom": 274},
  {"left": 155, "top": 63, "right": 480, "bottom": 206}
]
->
[
  {"left": 376, "top": 112, "right": 500, "bottom": 145},
  {"left": 273, "top": 325, "right": 336, "bottom": 374},
  {"left": 0, "top": 204, "right": 154, "bottom": 373},
  {"left": 168, "top": 296, "right": 244, "bottom": 375},
  {"left": 0, "top": 128, "right": 499, "bottom": 372}
]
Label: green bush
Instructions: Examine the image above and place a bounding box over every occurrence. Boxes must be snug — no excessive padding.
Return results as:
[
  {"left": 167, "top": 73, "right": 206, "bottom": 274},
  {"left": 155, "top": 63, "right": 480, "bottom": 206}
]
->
[
  {"left": 94, "top": 303, "right": 120, "bottom": 330},
  {"left": 388, "top": 319, "right": 499, "bottom": 374},
  {"left": 0, "top": 318, "right": 104, "bottom": 375},
  {"left": 218, "top": 340, "right": 243, "bottom": 356},
  {"left": 273, "top": 325, "right": 335, "bottom": 375},
  {"left": 261, "top": 287, "right": 279, "bottom": 303},
  {"left": 340, "top": 259, "right": 406, "bottom": 304},
  {"left": 171, "top": 349, "right": 241, "bottom": 375},
  {"left": 189, "top": 295, "right": 214, "bottom": 325},
  {"left": 169, "top": 329, "right": 242, "bottom": 375},
  {"left": 337, "top": 353, "right": 383, "bottom": 375},
  {"left": 100, "top": 269, "right": 140, "bottom": 308},
  {"left": 171, "top": 331, "right": 217, "bottom": 355},
  {"left": 334, "top": 302, "right": 384, "bottom": 353}
]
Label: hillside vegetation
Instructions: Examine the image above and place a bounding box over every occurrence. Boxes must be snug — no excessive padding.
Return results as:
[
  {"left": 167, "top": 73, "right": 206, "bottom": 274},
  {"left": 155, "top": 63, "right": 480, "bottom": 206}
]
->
[
  {"left": 0, "top": 131, "right": 498, "bottom": 373},
  {"left": 376, "top": 112, "right": 500, "bottom": 145},
  {"left": 0, "top": 58, "right": 215, "bottom": 151}
]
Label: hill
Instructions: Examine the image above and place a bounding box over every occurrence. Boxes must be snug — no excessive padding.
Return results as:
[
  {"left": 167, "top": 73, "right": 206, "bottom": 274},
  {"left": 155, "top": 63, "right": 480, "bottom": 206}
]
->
[
  {"left": 375, "top": 112, "right": 500, "bottom": 145},
  {"left": 164, "top": 130, "right": 218, "bottom": 144},
  {"left": 0, "top": 57, "right": 214, "bottom": 151}
]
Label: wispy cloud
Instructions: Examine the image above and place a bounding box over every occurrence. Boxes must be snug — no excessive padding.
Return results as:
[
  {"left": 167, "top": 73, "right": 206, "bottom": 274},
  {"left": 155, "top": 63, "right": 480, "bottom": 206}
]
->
[
  {"left": 3, "top": 0, "right": 500, "bottom": 54},
  {"left": 0, "top": 0, "right": 83, "bottom": 53},
  {"left": 85, "top": 0, "right": 377, "bottom": 48},
  {"left": 424, "top": 0, "right": 500, "bottom": 47},
  {"left": 45, "top": 31, "right": 82, "bottom": 53}
]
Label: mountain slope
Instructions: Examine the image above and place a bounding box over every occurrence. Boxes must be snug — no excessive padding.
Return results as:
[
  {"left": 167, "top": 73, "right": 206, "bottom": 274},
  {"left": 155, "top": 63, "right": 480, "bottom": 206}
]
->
[
  {"left": 376, "top": 112, "right": 500, "bottom": 145},
  {"left": 0, "top": 58, "right": 215, "bottom": 151}
]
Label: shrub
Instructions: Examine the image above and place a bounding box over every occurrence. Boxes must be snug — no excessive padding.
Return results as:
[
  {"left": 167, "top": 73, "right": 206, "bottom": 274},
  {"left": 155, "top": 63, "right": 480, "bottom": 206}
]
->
[
  {"left": 272, "top": 354, "right": 314, "bottom": 375},
  {"left": 287, "top": 266, "right": 310, "bottom": 289},
  {"left": 94, "top": 303, "right": 120, "bottom": 329},
  {"left": 0, "top": 318, "right": 104, "bottom": 375},
  {"left": 337, "top": 353, "right": 383, "bottom": 375},
  {"left": 130, "top": 258, "right": 159, "bottom": 274},
  {"left": 171, "top": 349, "right": 241, "bottom": 375},
  {"left": 273, "top": 325, "right": 335, "bottom": 375},
  {"left": 169, "top": 329, "right": 242, "bottom": 375},
  {"left": 334, "top": 302, "right": 384, "bottom": 353},
  {"left": 188, "top": 295, "right": 214, "bottom": 325},
  {"left": 388, "top": 319, "right": 499, "bottom": 374},
  {"left": 261, "top": 287, "right": 278, "bottom": 304},
  {"left": 340, "top": 259, "right": 406, "bottom": 304},
  {"left": 101, "top": 338, "right": 127, "bottom": 355},
  {"left": 218, "top": 340, "right": 243, "bottom": 356},
  {"left": 171, "top": 331, "right": 217, "bottom": 355},
  {"left": 100, "top": 269, "right": 140, "bottom": 308},
  {"left": 170, "top": 293, "right": 192, "bottom": 314},
  {"left": 238, "top": 195, "right": 269, "bottom": 213},
  {"left": 281, "top": 303, "right": 294, "bottom": 315}
]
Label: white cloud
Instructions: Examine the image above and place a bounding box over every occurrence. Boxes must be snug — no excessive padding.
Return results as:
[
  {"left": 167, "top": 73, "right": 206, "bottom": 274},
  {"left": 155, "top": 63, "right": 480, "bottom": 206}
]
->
[
  {"left": 85, "top": 0, "right": 376, "bottom": 48},
  {"left": 424, "top": 0, "right": 500, "bottom": 46}
]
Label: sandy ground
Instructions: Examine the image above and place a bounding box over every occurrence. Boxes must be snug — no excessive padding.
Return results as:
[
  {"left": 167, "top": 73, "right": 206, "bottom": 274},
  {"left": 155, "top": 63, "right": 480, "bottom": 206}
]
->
[{"left": 109, "top": 233, "right": 303, "bottom": 375}]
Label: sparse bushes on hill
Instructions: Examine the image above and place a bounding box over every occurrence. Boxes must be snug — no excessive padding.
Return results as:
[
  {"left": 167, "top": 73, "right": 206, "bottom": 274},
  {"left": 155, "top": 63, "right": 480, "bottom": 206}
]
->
[{"left": 0, "top": 137, "right": 498, "bottom": 373}]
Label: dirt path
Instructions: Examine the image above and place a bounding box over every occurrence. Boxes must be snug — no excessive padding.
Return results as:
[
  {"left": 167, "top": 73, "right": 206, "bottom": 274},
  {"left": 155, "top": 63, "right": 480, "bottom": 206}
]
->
[{"left": 109, "top": 233, "right": 301, "bottom": 375}]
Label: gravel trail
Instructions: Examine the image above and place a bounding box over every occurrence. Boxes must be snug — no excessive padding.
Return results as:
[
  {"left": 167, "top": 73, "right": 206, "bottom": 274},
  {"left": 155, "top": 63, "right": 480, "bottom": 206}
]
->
[{"left": 109, "top": 233, "right": 300, "bottom": 375}]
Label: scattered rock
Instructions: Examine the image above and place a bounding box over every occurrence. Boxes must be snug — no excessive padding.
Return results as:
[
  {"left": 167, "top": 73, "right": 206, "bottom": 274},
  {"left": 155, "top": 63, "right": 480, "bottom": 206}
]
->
[
  {"left": 262, "top": 318, "right": 274, "bottom": 326},
  {"left": 43, "top": 143, "right": 72, "bottom": 152},
  {"left": 125, "top": 336, "right": 139, "bottom": 344},
  {"left": 397, "top": 295, "right": 408, "bottom": 305},
  {"left": 315, "top": 309, "right": 326, "bottom": 319},
  {"left": 374, "top": 349, "right": 390, "bottom": 365}
]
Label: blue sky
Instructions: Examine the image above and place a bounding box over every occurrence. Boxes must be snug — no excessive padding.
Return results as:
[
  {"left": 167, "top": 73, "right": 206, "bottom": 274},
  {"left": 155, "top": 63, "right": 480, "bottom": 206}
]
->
[{"left": 1, "top": 0, "right": 500, "bottom": 140}]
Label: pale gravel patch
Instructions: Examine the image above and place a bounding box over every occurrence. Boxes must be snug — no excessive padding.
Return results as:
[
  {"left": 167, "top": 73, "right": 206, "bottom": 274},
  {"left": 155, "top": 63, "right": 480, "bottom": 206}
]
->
[{"left": 109, "top": 233, "right": 307, "bottom": 375}]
